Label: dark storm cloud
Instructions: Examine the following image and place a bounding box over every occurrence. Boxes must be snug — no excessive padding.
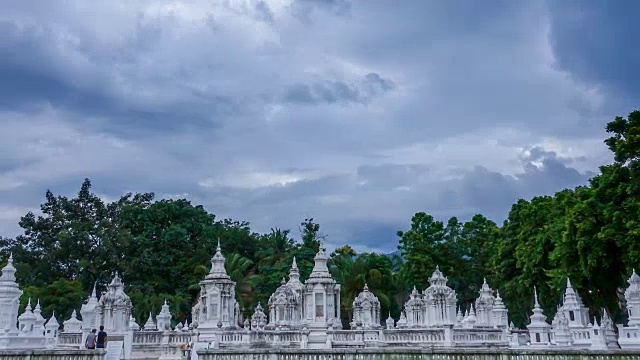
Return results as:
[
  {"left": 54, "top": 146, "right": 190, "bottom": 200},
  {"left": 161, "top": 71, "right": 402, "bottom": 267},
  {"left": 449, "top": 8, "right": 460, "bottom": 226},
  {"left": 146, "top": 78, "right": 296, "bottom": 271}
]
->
[
  {"left": 547, "top": 0, "right": 640, "bottom": 103},
  {"left": 0, "top": 19, "right": 240, "bottom": 139},
  {"left": 283, "top": 73, "right": 395, "bottom": 105}
]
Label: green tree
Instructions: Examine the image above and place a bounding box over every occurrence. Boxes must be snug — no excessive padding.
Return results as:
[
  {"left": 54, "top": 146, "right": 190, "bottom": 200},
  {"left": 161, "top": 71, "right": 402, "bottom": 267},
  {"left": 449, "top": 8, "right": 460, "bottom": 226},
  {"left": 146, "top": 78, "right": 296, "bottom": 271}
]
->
[
  {"left": 20, "top": 279, "right": 86, "bottom": 323},
  {"left": 11, "top": 180, "right": 155, "bottom": 289},
  {"left": 294, "top": 218, "right": 323, "bottom": 282},
  {"left": 397, "top": 212, "right": 445, "bottom": 290},
  {"left": 329, "top": 251, "right": 399, "bottom": 328},
  {"left": 253, "top": 229, "right": 297, "bottom": 307},
  {"left": 455, "top": 215, "right": 499, "bottom": 306}
]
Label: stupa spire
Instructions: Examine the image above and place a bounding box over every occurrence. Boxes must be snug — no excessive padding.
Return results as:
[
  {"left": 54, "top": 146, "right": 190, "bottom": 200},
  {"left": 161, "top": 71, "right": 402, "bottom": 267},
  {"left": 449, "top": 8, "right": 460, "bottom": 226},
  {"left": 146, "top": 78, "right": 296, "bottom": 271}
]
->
[
  {"left": 308, "top": 244, "right": 331, "bottom": 279},
  {"left": 205, "top": 237, "right": 230, "bottom": 280}
]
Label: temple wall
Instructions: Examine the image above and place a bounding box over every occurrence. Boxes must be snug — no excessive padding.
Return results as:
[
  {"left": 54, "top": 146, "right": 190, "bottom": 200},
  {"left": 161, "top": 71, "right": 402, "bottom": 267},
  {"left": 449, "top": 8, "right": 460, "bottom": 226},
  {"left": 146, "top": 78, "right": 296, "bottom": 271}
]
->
[
  {"left": 198, "top": 348, "right": 640, "bottom": 360},
  {"left": 0, "top": 349, "right": 105, "bottom": 360}
]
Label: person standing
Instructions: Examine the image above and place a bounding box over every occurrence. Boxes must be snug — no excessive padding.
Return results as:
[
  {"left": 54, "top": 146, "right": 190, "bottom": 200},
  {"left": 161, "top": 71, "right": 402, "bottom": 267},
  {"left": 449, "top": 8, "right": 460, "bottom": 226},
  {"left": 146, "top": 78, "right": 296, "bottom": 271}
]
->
[
  {"left": 96, "top": 325, "right": 108, "bottom": 349},
  {"left": 85, "top": 329, "right": 97, "bottom": 349}
]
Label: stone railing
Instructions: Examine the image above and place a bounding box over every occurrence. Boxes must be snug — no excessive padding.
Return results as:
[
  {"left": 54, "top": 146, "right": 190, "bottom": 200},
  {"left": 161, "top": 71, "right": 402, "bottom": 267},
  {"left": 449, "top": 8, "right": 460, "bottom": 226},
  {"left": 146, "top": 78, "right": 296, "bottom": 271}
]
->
[
  {"left": 382, "top": 328, "right": 446, "bottom": 346},
  {"left": 330, "top": 330, "right": 359, "bottom": 343},
  {"left": 262, "top": 331, "right": 305, "bottom": 345},
  {"left": 58, "top": 333, "right": 82, "bottom": 347},
  {"left": 167, "top": 331, "right": 193, "bottom": 345},
  {"left": 0, "top": 335, "right": 51, "bottom": 350},
  {"left": 619, "top": 327, "right": 640, "bottom": 340},
  {"left": 220, "top": 331, "right": 245, "bottom": 344},
  {"left": 197, "top": 347, "right": 640, "bottom": 360},
  {"left": 57, "top": 330, "right": 196, "bottom": 348},
  {"left": 451, "top": 328, "right": 508, "bottom": 347},
  {"left": 133, "top": 330, "right": 163, "bottom": 344},
  {"left": 570, "top": 328, "right": 592, "bottom": 347},
  {"left": 0, "top": 349, "right": 105, "bottom": 360},
  {"left": 618, "top": 325, "right": 640, "bottom": 349}
]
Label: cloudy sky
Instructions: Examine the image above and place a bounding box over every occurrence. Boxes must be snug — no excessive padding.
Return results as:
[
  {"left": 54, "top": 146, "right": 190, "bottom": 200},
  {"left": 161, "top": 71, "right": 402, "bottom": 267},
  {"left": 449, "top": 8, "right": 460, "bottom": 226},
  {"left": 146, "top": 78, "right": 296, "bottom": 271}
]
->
[{"left": 1, "top": 0, "right": 638, "bottom": 253}]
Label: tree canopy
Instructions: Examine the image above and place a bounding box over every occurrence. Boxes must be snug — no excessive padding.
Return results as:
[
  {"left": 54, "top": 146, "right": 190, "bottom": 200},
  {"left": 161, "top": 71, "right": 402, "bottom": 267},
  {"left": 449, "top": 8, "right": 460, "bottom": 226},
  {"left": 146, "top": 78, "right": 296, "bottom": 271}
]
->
[{"left": 2, "top": 110, "right": 640, "bottom": 329}]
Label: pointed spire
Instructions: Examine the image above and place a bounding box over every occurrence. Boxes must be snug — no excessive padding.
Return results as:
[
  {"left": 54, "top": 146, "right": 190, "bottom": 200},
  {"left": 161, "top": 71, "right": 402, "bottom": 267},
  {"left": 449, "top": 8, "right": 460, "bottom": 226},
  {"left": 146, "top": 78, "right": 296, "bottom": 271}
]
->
[
  {"left": 429, "top": 265, "right": 448, "bottom": 287},
  {"left": 629, "top": 269, "right": 640, "bottom": 284},
  {"left": 46, "top": 311, "right": 59, "bottom": 329},
  {"left": 205, "top": 237, "right": 230, "bottom": 280},
  {"left": 562, "top": 277, "right": 586, "bottom": 320},
  {"left": 308, "top": 244, "right": 331, "bottom": 279},
  {"left": 144, "top": 312, "right": 156, "bottom": 330},
  {"left": 287, "top": 256, "right": 302, "bottom": 287},
  {"left": 527, "top": 286, "right": 549, "bottom": 329},
  {"left": 385, "top": 311, "right": 395, "bottom": 329},
  {"left": 109, "top": 271, "right": 124, "bottom": 287},
  {"left": 624, "top": 269, "right": 640, "bottom": 325},
  {"left": 156, "top": 299, "right": 172, "bottom": 331},
  {"left": 493, "top": 290, "right": 506, "bottom": 311},
  {"left": 62, "top": 309, "right": 82, "bottom": 333},
  {"left": 129, "top": 315, "right": 140, "bottom": 331},
  {"left": 0, "top": 253, "right": 18, "bottom": 283}
]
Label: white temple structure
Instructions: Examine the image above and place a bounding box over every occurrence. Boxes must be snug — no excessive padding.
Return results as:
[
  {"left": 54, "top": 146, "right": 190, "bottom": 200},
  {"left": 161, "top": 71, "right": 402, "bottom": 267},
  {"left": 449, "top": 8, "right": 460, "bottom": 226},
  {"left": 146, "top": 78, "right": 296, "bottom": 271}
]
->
[
  {"left": 617, "top": 270, "right": 640, "bottom": 349},
  {"left": 3, "top": 247, "right": 640, "bottom": 356},
  {"left": 527, "top": 287, "right": 551, "bottom": 346},
  {"left": 62, "top": 253, "right": 640, "bottom": 353},
  {"left": 302, "top": 247, "right": 341, "bottom": 330},
  {"left": 350, "top": 284, "right": 381, "bottom": 330},
  {"left": 0, "top": 254, "right": 21, "bottom": 336},
  {"left": 0, "top": 255, "right": 57, "bottom": 349},
  {"left": 191, "top": 240, "right": 239, "bottom": 342},
  {"left": 156, "top": 300, "right": 172, "bottom": 331},
  {"left": 80, "top": 284, "right": 98, "bottom": 334},
  {"left": 97, "top": 272, "right": 133, "bottom": 333},
  {"left": 402, "top": 266, "right": 457, "bottom": 328},
  {"left": 560, "top": 279, "right": 590, "bottom": 329},
  {"left": 267, "top": 277, "right": 300, "bottom": 329}
]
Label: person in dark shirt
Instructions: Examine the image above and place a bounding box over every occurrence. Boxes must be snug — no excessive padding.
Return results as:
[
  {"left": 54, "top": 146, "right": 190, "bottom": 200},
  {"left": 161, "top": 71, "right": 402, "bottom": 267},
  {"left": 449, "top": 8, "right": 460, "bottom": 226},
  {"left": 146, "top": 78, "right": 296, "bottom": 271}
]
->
[{"left": 96, "top": 325, "right": 107, "bottom": 349}]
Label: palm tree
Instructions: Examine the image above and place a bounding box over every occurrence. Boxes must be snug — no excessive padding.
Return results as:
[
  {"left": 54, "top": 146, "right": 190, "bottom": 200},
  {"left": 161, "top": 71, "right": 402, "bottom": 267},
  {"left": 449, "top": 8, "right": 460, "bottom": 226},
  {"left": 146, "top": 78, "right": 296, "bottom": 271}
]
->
[
  {"left": 256, "top": 228, "right": 295, "bottom": 268},
  {"left": 225, "top": 253, "right": 258, "bottom": 312}
]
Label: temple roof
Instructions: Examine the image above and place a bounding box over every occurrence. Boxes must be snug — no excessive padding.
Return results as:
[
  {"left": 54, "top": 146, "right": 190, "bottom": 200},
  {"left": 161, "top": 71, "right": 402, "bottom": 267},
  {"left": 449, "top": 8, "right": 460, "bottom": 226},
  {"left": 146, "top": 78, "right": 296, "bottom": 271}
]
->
[
  {"left": 424, "top": 266, "right": 455, "bottom": 298},
  {"left": 353, "top": 284, "right": 380, "bottom": 307},
  {"left": 307, "top": 246, "right": 335, "bottom": 283},
  {"left": 99, "top": 272, "right": 132, "bottom": 307},
  {"left": 204, "top": 239, "right": 232, "bottom": 281},
  {"left": 0, "top": 254, "right": 20, "bottom": 290},
  {"left": 269, "top": 279, "right": 297, "bottom": 305}
]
